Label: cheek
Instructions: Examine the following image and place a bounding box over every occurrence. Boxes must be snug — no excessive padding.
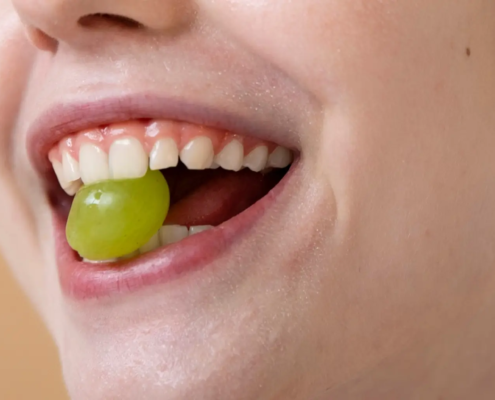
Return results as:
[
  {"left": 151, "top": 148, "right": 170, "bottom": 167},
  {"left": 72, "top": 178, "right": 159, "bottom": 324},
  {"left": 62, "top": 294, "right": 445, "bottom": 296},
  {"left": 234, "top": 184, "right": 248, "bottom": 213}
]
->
[
  {"left": 0, "top": 10, "right": 62, "bottom": 328},
  {"left": 201, "top": 0, "right": 412, "bottom": 103},
  {"left": 204, "top": 0, "right": 495, "bottom": 386},
  {"left": 0, "top": 14, "right": 36, "bottom": 286}
]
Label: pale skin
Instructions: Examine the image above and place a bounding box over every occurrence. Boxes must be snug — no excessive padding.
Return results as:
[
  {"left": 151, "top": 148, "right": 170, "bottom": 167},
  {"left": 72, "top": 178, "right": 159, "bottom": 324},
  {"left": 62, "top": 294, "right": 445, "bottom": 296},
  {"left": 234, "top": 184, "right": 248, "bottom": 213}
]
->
[{"left": 1, "top": 0, "right": 495, "bottom": 399}]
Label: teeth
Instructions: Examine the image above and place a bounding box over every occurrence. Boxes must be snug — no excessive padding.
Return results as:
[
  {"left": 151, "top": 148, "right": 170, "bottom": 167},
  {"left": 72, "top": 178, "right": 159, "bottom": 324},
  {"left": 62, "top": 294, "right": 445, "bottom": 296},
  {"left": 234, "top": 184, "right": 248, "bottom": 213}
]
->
[
  {"left": 64, "top": 180, "right": 82, "bottom": 196},
  {"left": 52, "top": 160, "right": 69, "bottom": 188},
  {"left": 82, "top": 225, "right": 216, "bottom": 263},
  {"left": 52, "top": 160, "right": 82, "bottom": 195},
  {"left": 150, "top": 138, "right": 179, "bottom": 170},
  {"left": 267, "top": 146, "right": 293, "bottom": 169},
  {"left": 109, "top": 137, "right": 148, "bottom": 180},
  {"left": 83, "top": 258, "right": 118, "bottom": 264},
  {"left": 160, "top": 225, "right": 189, "bottom": 246},
  {"left": 62, "top": 151, "right": 81, "bottom": 182},
  {"left": 53, "top": 124, "right": 294, "bottom": 197},
  {"left": 214, "top": 139, "right": 244, "bottom": 171},
  {"left": 243, "top": 146, "right": 269, "bottom": 172},
  {"left": 79, "top": 144, "right": 110, "bottom": 185},
  {"left": 159, "top": 225, "right": 189, "bottom": 245},
  {"left": 189, "top": 225, "right": 213, "bottom": 235},
  {"left": 180, "top": 137, "right": 214, "bottom": 170},
  {"left": 139, "top": 232, "right": 161, "bottom": 254}
]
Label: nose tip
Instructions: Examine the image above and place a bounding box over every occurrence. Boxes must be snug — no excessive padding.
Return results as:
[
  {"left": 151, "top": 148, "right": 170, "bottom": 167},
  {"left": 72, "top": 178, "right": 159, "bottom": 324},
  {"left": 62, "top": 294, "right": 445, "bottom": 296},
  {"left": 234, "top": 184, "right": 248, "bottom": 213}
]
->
[{"left": 13, "top": 0, "right": 194, "bottom": 51}]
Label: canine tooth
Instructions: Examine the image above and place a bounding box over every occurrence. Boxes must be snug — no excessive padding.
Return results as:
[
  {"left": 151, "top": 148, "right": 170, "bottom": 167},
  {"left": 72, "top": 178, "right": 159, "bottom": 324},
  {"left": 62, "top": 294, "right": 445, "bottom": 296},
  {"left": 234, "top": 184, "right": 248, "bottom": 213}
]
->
[
  {"left": 214, "top": 139, "right": 244, "bottom": 171},
  {"left": 150, "top": 138, "right": 179, "bottom": 170},
  {"left": 62, "top": 151, "right": 81, "bottom": 182},
  {"left": 159, "top": 225, "right": 189, "bottom": 245},
  {"left": 52, "top": 160, "right": 81, "bottom": 195},
  {"left": 65, "top": 180, "right": 82, "bottom": 196},
  {"left": 189, "top": 225, "right": 213, "bottom": 235},
  {"left": 79, "top": 144, "right": 110, "bottom": 185},
  {"left": 52, "top": 160, "right": 69, "bottom": 188},
  {"left": 180, "top": 137, "right": 214, "bottom": 170},
  {"left": 267, "top": 146, "right": 293, "bottom": 168},
  {"left": 243, "top": 146, "right": 269, "bottom": 172},
  {"left": 109, "top": 137, "right": 148, "bottom": 179},
  {"left": 139, "top": 233, "right": 160, "bottom": 254}
]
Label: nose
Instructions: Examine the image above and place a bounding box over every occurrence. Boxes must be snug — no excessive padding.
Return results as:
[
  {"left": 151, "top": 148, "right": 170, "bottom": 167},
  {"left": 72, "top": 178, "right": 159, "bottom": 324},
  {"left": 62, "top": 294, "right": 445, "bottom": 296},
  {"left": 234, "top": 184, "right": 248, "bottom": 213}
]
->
[{"left": 13, "top": 0, "right": 194, "bottom": 51}]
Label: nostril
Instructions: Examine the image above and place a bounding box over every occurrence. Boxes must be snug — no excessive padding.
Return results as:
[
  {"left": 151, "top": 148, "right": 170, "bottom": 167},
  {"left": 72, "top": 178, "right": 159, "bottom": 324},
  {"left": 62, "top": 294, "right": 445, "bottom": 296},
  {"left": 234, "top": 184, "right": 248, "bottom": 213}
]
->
[
  {"left": 25, "top": 26, "right": 58, "bottom": 52},
  {"left": 78, "top": 14, "right": 143, "bottom": 30}
]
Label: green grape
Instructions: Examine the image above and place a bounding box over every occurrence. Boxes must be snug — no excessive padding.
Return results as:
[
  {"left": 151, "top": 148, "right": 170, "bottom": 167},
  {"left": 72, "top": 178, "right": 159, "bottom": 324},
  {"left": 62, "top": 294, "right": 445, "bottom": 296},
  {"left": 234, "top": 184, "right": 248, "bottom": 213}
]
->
[{"left": 67, "top": 170, "right": 170, "bottom": 261}]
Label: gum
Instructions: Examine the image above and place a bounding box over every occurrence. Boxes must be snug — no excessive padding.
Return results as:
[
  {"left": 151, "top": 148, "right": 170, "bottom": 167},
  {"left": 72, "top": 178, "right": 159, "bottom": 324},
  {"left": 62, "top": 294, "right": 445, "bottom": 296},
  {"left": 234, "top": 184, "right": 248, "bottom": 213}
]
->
[{"left": 48, "top": 119, "right": 276, "bottom": 163}]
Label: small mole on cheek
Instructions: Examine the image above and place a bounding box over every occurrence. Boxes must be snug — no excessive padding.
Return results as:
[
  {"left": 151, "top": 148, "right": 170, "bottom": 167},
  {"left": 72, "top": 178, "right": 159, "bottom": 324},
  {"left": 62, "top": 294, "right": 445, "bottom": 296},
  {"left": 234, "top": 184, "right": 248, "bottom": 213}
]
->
[{"left": 466, "top": 47, "right": 471, "bottom": 57}]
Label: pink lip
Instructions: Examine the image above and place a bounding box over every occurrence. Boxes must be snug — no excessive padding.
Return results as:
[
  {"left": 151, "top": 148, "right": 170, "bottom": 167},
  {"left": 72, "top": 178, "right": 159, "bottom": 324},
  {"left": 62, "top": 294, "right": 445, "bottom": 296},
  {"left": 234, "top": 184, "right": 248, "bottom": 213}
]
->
[{"left": 27, "top": 94, "right": 298, "bottom": 300}]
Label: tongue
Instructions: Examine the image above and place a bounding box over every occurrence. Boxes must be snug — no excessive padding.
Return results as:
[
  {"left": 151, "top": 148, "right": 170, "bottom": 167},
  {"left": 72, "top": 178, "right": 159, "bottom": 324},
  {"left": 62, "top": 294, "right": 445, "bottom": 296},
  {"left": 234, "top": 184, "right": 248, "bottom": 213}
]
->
[{"left": 163, "top": 168, "right": 282, "bottom": 227}]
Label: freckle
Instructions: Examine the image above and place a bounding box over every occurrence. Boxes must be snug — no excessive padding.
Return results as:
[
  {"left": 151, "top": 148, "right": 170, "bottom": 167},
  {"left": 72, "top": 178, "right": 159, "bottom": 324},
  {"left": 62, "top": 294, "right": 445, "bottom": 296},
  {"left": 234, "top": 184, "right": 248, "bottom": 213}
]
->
[{"left": 466, "top": 47, "right": 471, "bottom": 57}]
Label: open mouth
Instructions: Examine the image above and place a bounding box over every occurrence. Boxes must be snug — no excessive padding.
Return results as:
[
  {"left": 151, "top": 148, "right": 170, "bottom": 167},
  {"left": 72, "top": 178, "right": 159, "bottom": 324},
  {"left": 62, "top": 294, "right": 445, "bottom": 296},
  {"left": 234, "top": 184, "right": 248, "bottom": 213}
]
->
[{"left": 32, "top": 99, "right": 297, "bottom": 298}]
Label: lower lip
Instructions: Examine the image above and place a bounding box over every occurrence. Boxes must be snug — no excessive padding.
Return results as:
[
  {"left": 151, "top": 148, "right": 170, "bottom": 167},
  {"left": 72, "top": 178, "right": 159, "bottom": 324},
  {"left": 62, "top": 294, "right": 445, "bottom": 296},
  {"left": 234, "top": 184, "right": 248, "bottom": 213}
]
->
[{"left": 56, "top": 162, "right": 297, "bottom": 300}]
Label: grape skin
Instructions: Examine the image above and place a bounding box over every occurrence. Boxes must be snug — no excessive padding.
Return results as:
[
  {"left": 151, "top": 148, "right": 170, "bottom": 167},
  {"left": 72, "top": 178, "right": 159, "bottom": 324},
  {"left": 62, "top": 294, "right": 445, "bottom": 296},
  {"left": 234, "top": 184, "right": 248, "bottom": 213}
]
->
[{"left": 66, "top": 170, "right": 170, "bottom": 261}]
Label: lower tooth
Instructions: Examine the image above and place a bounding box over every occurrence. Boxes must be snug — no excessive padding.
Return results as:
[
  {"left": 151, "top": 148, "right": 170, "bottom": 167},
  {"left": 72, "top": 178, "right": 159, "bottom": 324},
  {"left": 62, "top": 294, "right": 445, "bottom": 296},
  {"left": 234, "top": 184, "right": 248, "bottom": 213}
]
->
[
  {"left": 159, "top": 225, "right": 189, "bottom": 245},
  {"left": 189, "top": 225, "right": 213, "bottom": 235},
  {"left": 83, "top": 258, "right": 118, "bottom": 263},
  {"left": 139, "top": 232, "right": 161, "bottom": 254}
]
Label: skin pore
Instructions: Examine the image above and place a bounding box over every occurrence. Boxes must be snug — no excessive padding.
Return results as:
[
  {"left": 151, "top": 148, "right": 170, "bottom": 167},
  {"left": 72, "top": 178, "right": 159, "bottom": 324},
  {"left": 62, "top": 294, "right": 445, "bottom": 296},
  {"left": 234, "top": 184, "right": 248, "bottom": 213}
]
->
[{"left": 1, "top": 0, "right": 495, "bottom": 399}]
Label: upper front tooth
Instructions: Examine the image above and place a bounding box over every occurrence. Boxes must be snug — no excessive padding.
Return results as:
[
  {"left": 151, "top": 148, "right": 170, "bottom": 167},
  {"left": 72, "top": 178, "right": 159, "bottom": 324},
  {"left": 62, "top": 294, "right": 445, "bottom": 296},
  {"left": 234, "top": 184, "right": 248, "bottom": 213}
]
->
[
  {"left": 243, "top": 146, "right": 269, "bottom": 172},
  {"left": 150, "top": 138, "right": 179, "bottom": 170},
  {"left": 79, "top": 144, "right": 110, "bottom": 185},
  {"left": 267, "top": 146, "right": 293, "bottom": 168},
  {"left": 214, "top": 139, "right": 244, "bottom": 171},
  {"left": 109, "top": 137, "right": 148, "bottom": 179},
  {"left": 180, "top": 137, "right": 214, "bottom": 170},
  {"left": 62, "top": 150, "right": 81, "bottom": 182}
]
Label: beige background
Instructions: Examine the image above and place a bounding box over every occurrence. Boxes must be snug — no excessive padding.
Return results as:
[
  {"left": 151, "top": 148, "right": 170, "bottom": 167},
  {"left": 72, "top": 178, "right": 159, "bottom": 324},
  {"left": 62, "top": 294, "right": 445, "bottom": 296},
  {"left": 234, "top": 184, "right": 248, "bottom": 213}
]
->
[{"left": 0, "top": 256, "right": 68, "bottom": 400}]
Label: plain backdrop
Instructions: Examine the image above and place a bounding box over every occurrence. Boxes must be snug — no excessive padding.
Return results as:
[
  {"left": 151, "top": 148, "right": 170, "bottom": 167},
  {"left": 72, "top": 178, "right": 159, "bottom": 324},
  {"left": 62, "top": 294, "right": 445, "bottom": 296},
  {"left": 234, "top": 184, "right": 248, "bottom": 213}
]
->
[{"left": 0, "top": 256, "right": 68, "bottom": 400}]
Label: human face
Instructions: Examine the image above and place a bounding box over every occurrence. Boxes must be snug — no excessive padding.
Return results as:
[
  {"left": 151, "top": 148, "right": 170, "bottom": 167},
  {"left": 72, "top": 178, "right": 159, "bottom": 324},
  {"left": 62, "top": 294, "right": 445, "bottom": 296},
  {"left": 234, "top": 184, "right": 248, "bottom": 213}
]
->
[{"left": 2, "top": 0, "right": 495, "bottom": 399}]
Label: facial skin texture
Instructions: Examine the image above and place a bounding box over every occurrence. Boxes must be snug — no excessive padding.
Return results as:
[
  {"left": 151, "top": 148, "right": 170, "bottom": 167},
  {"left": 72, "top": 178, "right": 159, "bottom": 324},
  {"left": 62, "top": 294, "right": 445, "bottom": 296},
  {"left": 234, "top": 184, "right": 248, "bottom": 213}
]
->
[{"left": 2, "top": 0, "right": 495, "bottom": 399}]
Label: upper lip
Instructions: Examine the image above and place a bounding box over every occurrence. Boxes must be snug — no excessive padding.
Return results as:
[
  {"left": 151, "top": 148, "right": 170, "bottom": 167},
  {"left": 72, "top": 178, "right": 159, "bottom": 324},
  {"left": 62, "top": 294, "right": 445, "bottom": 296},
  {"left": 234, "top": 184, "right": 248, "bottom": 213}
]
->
[{"left": 26, "top": 92, "right": 298, "bottom": 179}]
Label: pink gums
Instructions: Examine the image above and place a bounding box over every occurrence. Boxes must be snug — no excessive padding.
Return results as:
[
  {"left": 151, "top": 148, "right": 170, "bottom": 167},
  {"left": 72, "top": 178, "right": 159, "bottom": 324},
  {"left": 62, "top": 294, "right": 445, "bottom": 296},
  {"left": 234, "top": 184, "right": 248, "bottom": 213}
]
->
[{"left": 48, "top": 119, "right": 276, "bottom": 163}]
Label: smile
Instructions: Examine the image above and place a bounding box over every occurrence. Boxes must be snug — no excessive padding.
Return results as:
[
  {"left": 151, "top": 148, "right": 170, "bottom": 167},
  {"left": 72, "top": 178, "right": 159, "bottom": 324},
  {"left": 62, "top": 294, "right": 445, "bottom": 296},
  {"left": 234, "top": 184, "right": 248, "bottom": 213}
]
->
[{"left": 28, "top": 94, "right": 299, "bottom": 299}]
